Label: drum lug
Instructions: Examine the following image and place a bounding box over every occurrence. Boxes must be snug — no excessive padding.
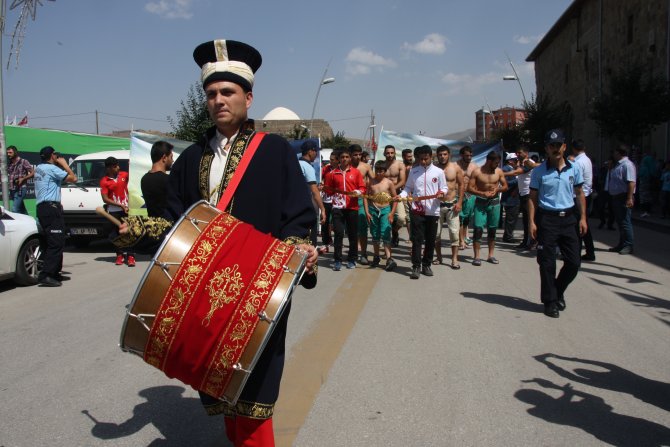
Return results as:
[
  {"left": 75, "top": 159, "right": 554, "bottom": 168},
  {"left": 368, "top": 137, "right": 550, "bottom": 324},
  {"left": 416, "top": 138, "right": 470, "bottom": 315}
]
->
[
  {"left": 233, "top": 363, "right": 251, "bottom": 374},
  {"left": 258, "top": 311, "right": 275, "bottom": 324},
  {"left": 283, "top": 265, "right": 297, "bottom": 275}
]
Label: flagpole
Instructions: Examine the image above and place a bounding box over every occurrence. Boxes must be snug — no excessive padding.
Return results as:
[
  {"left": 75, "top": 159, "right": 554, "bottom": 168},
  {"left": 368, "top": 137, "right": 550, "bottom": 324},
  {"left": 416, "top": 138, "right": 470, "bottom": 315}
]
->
[{"left": 0, "top": 0, "right": 10, "bottom": 209}]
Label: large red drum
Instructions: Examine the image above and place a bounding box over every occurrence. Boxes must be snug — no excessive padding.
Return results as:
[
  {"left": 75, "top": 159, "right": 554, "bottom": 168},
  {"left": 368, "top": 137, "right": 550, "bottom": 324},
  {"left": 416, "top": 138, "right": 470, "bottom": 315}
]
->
[{"left": 120, "top": 201, "right": 306, "bottom": 404}]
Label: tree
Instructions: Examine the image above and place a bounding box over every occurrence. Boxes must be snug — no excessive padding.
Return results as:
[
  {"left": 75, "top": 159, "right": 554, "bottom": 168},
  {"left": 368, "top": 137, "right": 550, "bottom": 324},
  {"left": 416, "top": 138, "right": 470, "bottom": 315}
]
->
[
  {"left": 282, "top": 125, "right": 309, "bottom": 140},
  {"left": 491, "top": 125, "right": 525, "bottom": 152},
  {"left": 168, "top": 82, "right": 213, "bottom": 142},
  {"left": 521, "top": 94, "right": 572, "bottom": 152},
  {"left": 321, "top": 131, "right": 351, "bottom": 150},
  {"left": 590, "top": 64, "right": 670, "bottom": 145}
]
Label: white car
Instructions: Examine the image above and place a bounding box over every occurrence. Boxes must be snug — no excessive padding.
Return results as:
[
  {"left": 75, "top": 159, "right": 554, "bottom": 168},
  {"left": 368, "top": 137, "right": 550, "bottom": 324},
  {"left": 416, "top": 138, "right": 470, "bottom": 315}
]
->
[{"left": 0, "top": 205, "right": 42, "bottom": 285}]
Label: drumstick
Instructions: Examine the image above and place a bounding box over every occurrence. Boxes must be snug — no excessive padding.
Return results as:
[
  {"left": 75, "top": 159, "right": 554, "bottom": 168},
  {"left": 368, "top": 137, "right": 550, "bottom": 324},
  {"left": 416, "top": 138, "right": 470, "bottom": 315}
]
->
[{"left": 95, "top": 206, "right": 122, "bottom": 227}]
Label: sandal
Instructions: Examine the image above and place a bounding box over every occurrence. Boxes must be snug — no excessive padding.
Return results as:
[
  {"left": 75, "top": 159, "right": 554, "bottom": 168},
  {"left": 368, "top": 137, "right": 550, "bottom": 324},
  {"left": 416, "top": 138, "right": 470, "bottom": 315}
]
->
[
  {"left": 472, "top": 258, "right": 482, "bottom": 266},
  {"left": 450, "top": 263, "right": 461, "bottom": 270},
  {"left": 487, "top": 257, "right": 499, "bottom": 264},
  {"left": 432, "top": 257, "right": 443, "bottom": 265}
]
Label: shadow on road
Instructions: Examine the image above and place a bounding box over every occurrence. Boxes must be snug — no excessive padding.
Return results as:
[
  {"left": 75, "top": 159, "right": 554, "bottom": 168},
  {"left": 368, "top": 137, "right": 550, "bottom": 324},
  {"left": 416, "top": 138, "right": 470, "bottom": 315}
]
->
[
  {"left": 580, "top": 266, "right": 660, "bottom": 285},
  {"left": 83, "top": 385, "right": 228, "bottom": 446},
  {"left": 589, "top": 278, "right": 670, "bottom": 315},
  {"left": 533, "top": 353, "right": 670, "bottom": 412},
  {"left": 460, "top": 291, "right": 541, "bottom": 313},
  {"left": 515, "top": 378, "right": 670, "bottom": 446}
]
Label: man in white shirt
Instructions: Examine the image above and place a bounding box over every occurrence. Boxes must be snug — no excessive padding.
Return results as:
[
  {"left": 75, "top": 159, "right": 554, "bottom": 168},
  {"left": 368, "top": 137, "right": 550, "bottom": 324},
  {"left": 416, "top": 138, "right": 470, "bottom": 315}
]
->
[
  {"left": 572, "top": 139, "right": 595, "bottom": 261},
  {"left": 400, "top": 145, "right": 447, "bottom": 279}
]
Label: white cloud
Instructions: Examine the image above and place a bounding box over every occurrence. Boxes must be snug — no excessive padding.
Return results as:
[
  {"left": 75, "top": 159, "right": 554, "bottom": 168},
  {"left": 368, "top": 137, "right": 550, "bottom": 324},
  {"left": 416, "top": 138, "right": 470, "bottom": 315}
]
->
[
  {"left": 345, "top": 47, "right": 396, "bottom": 76},
  {"left": 441, "top": 71, "right": 500, "bottom": 95},
  {"left": 401, "top": 33, "right": 449, "bottom": 54},
  {"left": 513, "top": 34, "right": 544, "bottom": 45},
  {"left": 145, "top": 0, "right": 194, "bottom": 19}
]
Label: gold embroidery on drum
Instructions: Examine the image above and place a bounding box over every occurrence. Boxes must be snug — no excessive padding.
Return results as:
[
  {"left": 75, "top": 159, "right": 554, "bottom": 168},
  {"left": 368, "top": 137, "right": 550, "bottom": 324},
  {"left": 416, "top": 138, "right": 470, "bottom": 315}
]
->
[
  {"left": 144, "top": 212, "right": 240, "bottom": 370},
  {"left": 202, "top": 240, "right": 294, "bottom": 397},
  {"left": 203, "top": 264, "right": 245, "bottom": 326}
]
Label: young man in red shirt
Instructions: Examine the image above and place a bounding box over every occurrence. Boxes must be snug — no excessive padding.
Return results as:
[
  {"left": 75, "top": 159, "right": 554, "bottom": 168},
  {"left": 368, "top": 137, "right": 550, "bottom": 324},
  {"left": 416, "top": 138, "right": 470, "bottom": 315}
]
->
[
  {"left": 324, "top": 148, "right": 366, "bottom": 270},
  {"left": 100, "top": 156, "right": 135, "bottom": 266}
]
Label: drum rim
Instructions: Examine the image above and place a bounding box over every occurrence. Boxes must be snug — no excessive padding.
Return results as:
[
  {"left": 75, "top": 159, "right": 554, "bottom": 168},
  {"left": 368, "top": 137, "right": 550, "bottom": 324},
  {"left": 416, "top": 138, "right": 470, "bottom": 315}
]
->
[{"left": 119, "top": 200, "right": 216, "bottom": 351}]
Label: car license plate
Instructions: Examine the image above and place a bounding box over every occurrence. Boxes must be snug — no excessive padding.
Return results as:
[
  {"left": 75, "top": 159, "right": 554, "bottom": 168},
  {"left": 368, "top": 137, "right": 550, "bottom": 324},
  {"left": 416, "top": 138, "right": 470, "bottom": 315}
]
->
[{"left": 70, "top": 228, "right": 98, "bottom": 235}]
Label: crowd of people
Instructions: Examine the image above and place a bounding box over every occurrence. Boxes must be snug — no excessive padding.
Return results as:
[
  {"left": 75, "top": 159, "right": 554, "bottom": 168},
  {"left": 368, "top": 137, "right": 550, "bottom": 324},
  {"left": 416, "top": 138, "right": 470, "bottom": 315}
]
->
[{"left": 312, "top": 130, "right": 662, "bottom": 317}]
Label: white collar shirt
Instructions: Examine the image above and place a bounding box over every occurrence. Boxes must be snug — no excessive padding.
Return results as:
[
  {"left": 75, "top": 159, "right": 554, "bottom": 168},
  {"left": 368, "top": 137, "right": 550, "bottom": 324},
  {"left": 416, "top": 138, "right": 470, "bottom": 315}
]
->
[
  {"left": 400, "top": 164, "right": 448, "bottom": 216},
  {"left": 574, "top": 152, "right": 593, "bottom": 196},
  {"left": 208, "top": 130, "right": 237, "bottom": 205}
]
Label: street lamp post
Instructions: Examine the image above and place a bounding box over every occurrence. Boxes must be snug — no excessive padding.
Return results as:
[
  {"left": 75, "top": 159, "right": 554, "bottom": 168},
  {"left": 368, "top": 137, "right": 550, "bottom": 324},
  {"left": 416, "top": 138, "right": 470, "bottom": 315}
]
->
[
  {"left": 309, "top": 66, "right": 335, "bottom": 137},
  {"left": 503, "top": 53, "right": 528, "bottom": 107}
]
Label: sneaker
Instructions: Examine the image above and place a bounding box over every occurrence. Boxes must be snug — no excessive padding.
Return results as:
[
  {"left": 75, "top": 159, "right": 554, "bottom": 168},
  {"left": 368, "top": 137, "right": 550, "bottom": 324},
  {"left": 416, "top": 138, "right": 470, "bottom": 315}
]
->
[
  {"left": 421, "top": 265, "right": 434, "bottom": 276},
  {"left": 581, "top": 254, "right": 596, "bottom": 261},
  {"left": 333, "top": 261, "right": 342, "bottom": 271},
  {"left": 385, "top": 258, "right": 397, "bottom": 272},
  {"left": 127, "top": 255, "right": 136, "bottom": 267},
  {"left": 370, "top": 256, "right": 381, "bottom": 268},
  {"left": 410, "top": 267, "right": 420, "bottom": 279},
  {"left": 38, "top": 276, "right": 62, "bottom": 287},
  {"left": 358, "top": 255, "right": 369, "bottom": 265},
  {"left": 346, "top": 261, "right": 356, "bottom": 269},
  {"left": 618, "top": 246, "right": 634, "bottom": 255},
  {"left": 464, "top": 237, "right": 473, "bottom": 245},
  {"left": 115, "top": 254, "right": 125, "bottom": 265}
]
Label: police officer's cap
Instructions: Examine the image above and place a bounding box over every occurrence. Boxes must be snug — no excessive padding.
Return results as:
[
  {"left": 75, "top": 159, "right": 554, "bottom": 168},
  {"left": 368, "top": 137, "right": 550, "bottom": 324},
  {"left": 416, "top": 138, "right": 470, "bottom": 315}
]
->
[
  {"left": 39, "top": 146, "right": 56, "bottom": 161},
  {"left": 193, "top": 39, "right": 262, "bottom": 91},
  {"left": 545, "top": 129, "right": 566, "bottom": 145}
]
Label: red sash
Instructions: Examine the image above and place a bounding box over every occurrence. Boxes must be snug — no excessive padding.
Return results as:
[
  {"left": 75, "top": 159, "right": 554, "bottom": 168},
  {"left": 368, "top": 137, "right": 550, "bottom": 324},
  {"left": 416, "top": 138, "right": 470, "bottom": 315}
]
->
[{"left": 216, "top": 132, "right": 266, "bottom": 212}]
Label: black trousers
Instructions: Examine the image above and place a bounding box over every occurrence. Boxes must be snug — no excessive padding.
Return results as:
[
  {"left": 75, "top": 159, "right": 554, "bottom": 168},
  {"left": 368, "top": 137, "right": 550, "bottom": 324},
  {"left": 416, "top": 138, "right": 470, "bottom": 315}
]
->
[
  {"left": 410, "top": 213, "right": 439, "bottom": 267},
  {"left": 503, "top": 204, "right": 520, "bottom": 240},
  {"left": 332, "top": 208, "right": 358, "bottom": 262},
  {"left": 519, "top": 195, "right": 531, "bottom": 244},
  {"left": 321, "top": 202, "right": 333, "bottom": 246},
  {"left": 535, "top": 211, "right": 581, "bottom": 304},
  {"left": 581, "top": 195, "right": 595, "bottom": 257},
  {"left": 36, "top": 201, "right": 65, "bottom": 280}
]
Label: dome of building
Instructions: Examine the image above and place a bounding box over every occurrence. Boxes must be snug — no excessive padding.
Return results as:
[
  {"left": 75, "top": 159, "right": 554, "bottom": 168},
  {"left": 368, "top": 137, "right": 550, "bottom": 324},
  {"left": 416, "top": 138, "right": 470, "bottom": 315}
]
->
[{"left": 263, "top": 107, "right": 301, "bottom": 120}]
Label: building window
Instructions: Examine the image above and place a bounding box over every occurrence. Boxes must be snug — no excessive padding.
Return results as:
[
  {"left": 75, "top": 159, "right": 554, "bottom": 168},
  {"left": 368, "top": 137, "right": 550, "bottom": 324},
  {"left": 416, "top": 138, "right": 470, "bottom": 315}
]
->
[{"left": 627, "top": 14, "right": 634, "bottom": 45}]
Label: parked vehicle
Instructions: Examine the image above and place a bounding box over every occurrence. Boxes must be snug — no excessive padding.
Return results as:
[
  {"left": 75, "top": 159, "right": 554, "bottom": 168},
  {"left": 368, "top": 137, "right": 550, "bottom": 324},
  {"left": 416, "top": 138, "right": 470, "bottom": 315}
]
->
[
  {"left": 61, "top": 150, "right": 130, "bottom": 247},
  {"left": 0, "top": 205, "right": 42, "bottom": 285}
]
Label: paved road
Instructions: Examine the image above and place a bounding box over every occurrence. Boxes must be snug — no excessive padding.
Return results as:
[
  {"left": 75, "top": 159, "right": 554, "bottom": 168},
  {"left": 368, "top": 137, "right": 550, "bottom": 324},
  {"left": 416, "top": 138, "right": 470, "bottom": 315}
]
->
[{"left": 1, "top": 220, "right": 668, "bottom": 446}]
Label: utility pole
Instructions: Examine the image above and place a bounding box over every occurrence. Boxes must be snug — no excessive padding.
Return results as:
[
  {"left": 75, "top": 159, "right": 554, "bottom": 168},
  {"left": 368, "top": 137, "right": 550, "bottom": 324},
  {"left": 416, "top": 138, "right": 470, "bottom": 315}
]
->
[
  {"left": 1, "top": 0, "right": 9, "bottom": 208},
  {"left": 95, "top": 109, "right": 99, "bottom": 135}
]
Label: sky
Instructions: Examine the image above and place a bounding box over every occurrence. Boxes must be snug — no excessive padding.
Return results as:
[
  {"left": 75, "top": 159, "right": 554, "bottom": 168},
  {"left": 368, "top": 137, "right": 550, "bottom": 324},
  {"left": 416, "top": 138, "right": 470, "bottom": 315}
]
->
[{"left": 2, "top": 0, "right": 573, "bottom": 142}]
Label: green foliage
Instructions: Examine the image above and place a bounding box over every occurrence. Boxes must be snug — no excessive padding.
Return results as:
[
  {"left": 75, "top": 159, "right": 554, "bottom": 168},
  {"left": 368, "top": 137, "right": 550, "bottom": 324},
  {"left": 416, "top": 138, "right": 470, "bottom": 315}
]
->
[
  {"left": 491, "top": 125, "right": 525, "bottom": 152},
  {"left": 167, "top": 82, "right": 213, "bottom": 142},
  {"left": 321, "top": 131, "right": 351, "bottom": 150},
  {"left": 521, "top": 94, "right": 572, "bottom": 152},
  {"left": 590, "top": 64, "right": 670, "bottom": 144}
]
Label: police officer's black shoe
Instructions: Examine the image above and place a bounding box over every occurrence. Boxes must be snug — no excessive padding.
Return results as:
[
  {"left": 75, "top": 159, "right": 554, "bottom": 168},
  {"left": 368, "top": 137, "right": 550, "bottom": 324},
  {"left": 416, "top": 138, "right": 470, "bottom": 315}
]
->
[
  {"left": 421, "top": 265, "right": 434, "bottom": 276},
  {"left": 38, "top": 276, "right": 62, "bottom": 287},
  {"left": 544, "top": 303, "right": 559, "bottom": 318},
  {"left": 557, "top": 295, "right": 566, "bottom": 311}
]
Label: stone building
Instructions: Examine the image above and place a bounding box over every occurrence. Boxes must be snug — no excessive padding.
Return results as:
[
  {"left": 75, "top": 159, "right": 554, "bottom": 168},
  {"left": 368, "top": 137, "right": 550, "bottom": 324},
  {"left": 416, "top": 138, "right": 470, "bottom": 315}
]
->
[
  {"left": 526, "top": 0, "right": 669, "bottom": 164},
  {"left": 254, "top": 106, "right": 334, "bottom": 140}
]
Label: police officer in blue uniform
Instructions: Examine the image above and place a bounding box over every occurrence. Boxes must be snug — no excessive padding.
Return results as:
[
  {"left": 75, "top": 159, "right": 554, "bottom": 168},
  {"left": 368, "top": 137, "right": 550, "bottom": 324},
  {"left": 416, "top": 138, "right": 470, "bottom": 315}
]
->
[
  {"left": 33, "top": 146, "right": 78, "bottom": 287},
  {"left": 528, "top": 130, "right": 588, "bottom": 318}
]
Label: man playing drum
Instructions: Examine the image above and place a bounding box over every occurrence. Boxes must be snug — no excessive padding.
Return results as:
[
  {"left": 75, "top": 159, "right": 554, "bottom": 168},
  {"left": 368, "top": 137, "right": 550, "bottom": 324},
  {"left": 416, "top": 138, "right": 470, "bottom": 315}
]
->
[{"left": 121, "top": 39, "right": 317, "bottom": 447}]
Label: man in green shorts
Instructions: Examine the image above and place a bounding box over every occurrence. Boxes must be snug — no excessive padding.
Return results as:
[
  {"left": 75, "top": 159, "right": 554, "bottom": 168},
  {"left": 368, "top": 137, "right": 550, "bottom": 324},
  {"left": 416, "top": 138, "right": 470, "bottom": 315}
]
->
[
  {"left": 364, "top": 161, "right": 398, "bottom": 271},
  {"left": 467, "top": 151, "right": 508, "bottom": 265}
]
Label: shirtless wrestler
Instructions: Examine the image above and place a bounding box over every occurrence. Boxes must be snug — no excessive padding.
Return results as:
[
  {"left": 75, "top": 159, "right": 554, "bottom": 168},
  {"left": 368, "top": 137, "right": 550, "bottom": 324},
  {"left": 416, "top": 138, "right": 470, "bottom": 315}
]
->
[{"left": 434, "top": 145, "right": 465, "bottom": 269}]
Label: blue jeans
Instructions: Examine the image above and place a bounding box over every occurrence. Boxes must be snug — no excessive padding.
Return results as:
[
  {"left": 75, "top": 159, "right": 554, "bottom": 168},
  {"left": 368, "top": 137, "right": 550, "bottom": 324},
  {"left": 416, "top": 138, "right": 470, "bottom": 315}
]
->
[
  {"left": 611, "top": 193, "right": 634, "bottom": 248},
  {"left": 10, "top": 186, "right": 28, "bottom": 214}
]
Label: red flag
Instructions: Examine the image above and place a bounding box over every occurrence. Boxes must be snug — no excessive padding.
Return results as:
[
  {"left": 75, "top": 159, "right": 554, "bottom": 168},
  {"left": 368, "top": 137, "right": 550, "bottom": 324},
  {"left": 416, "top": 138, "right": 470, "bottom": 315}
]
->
[{"left": 17, "top": 114, "right": 28, "bottom": 126}]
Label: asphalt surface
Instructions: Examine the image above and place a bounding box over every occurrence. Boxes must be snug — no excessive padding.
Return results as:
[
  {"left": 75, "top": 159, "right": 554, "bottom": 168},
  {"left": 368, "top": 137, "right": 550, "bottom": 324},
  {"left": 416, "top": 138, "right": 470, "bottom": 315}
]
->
[{"left": 0, "top": 220, "right": 668, "bottom": 447}]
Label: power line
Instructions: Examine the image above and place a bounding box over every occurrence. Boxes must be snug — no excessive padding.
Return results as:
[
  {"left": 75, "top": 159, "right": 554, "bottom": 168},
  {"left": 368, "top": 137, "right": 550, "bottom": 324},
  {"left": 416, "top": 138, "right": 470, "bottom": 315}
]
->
[{"left": 27, "top": 110, "right": 168, "bottom": 123}]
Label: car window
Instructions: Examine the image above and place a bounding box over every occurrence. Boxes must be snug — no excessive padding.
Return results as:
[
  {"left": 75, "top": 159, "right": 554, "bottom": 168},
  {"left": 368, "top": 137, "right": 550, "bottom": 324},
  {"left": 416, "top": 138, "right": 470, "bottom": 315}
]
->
[{"left": 69, "top": 159, "right": 129, "bottom": 187}]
